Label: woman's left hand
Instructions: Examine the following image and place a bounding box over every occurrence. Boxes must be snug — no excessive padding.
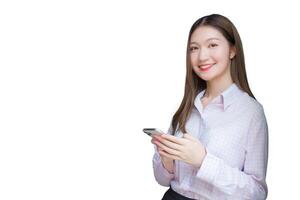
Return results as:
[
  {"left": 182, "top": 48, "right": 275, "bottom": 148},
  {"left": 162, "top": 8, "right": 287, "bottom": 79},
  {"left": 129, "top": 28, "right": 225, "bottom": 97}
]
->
[{"left": 153, "top": 133, "right": 207, "bottom": 168}]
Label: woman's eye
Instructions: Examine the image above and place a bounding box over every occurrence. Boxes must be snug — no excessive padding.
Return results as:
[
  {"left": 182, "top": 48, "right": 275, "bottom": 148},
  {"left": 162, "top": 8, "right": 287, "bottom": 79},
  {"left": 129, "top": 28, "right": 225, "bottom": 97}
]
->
[
  {"left": 189, "top": 47, "right": 198, "bottom": 51},
  {"left": 209, "top": 43, "right": 218, "bottom": 48}
]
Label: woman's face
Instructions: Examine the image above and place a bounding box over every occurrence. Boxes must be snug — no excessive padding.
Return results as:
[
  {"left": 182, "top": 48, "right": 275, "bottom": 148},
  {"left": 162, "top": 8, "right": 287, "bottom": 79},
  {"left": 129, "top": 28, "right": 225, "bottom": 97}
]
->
[{"left": 189, "top": 25, "right": 235, "bottom": 82}]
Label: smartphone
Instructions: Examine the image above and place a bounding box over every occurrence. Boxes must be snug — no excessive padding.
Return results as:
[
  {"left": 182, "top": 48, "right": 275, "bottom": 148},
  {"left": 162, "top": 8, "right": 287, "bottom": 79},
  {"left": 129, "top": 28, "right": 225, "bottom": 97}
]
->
[{"left": 143, "top": 128, "right": 164, "bottom": 137}]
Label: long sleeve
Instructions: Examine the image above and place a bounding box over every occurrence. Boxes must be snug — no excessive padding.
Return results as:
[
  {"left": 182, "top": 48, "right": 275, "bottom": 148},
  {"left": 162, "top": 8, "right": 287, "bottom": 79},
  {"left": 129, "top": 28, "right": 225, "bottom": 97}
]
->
[
  {"left": 152, "top": 124, "right": 175, "bottom": 187},
  {"left": 195, "top": 106, "right": 269, "bottom": 199}
]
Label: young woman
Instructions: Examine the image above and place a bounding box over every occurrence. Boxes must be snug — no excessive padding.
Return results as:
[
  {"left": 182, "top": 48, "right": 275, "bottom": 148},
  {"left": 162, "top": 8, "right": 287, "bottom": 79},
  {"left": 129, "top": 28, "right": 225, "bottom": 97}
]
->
[{"left": 151, "top": 14, "right": 268, "bottom": 200}]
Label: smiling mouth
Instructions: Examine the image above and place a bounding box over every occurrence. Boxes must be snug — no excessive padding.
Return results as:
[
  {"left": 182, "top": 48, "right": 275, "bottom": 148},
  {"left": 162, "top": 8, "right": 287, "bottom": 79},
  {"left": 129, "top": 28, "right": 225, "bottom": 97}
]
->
[{"left": 199, "top": 63, "right": 215, "bottom": 71}]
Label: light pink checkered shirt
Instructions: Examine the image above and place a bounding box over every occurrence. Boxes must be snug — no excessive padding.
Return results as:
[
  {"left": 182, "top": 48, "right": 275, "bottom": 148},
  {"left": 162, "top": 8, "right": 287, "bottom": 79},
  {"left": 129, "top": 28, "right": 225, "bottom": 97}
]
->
[{"left": 153, "top": 83, "right": 268, "bottom": 200}]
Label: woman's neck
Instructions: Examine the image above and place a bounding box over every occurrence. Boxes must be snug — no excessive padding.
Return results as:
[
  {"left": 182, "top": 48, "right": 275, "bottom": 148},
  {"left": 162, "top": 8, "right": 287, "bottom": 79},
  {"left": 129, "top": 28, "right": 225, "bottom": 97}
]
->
[{"left": 204, "top": 78, "right": 233, "bottom": 99}]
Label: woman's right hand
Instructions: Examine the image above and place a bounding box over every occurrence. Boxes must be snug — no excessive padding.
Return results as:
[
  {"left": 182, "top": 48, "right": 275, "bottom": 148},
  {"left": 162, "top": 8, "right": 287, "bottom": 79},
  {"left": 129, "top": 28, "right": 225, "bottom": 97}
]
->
[{"left": 151, "top": 135, "right": 174, "bottom": 174}]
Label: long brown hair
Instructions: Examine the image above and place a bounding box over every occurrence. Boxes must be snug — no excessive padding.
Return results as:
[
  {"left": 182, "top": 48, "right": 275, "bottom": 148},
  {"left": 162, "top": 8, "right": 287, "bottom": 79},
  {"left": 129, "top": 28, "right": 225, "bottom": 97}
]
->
[{"left": 170, "top": 14, "right": 255, "bottom": 135}]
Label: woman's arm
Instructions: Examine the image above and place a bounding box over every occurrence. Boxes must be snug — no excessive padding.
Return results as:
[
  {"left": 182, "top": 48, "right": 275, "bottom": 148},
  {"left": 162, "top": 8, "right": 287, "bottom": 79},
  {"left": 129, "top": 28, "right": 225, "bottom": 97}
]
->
[
  {"left": 152, "top": 146, "right": 175, "bottom": 186},
  {"left": 152, "top": 125, "right": 175, "bottom": 187},
  {"left": 194, "top": 107, "right": 268, "bottom": 199}
]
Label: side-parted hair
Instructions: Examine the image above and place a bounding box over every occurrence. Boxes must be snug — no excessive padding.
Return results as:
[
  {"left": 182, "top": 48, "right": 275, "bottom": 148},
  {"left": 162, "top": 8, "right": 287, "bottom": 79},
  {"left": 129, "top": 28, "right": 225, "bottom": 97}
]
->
[{"left": 170, "top": 14, "right": 255, "bottom": 135}]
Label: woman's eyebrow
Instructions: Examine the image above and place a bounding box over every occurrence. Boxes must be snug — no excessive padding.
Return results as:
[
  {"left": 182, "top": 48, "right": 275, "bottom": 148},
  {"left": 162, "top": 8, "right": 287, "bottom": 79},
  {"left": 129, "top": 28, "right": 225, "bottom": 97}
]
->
[{"left": 190, "top": 38, "right": 221, "bottom": 45}]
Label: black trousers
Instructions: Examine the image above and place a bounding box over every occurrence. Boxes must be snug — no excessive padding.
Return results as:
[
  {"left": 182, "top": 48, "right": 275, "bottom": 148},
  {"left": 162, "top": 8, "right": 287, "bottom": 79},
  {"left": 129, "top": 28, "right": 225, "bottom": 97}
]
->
[{"left": 162, "top": 187, "right": 195, "bottom": 200}]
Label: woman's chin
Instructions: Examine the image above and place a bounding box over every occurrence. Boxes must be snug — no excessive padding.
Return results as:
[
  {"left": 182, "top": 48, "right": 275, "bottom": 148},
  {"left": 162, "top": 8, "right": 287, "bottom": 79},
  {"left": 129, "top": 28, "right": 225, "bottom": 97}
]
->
[{"left": 197, "top": 73, "right": 214, "bottom": 81}]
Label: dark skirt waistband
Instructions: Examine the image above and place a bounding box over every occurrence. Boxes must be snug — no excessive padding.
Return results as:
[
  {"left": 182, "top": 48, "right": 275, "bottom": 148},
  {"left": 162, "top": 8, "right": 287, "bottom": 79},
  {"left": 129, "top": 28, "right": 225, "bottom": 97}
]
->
[{"left": 162, "top": 187, "right": 195, "bottom": 200}]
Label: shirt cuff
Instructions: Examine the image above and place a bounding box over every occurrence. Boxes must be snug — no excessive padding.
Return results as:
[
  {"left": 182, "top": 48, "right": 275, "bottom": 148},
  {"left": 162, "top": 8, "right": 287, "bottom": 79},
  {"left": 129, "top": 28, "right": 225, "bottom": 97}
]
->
[{"left": 195, "top": 150, "right": 220, "bottom": 184}]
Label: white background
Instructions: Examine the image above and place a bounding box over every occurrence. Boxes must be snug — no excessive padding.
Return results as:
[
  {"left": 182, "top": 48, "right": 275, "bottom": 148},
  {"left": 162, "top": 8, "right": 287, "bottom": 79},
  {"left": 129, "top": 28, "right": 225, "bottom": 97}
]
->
[{"left": 0, "top": 0, "right": 299, "bottom": 199}]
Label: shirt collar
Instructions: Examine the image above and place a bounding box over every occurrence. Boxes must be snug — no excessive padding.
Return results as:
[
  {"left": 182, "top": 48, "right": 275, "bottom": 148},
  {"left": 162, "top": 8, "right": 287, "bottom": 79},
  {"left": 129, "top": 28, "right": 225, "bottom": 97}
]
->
[{"left": 194, "top": 83, "right": 242, "bottom": 112}]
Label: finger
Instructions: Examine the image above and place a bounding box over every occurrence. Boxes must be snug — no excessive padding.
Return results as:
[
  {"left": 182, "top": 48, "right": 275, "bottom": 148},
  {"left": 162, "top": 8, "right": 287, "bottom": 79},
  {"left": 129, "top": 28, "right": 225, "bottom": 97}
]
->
[
  {"left": 159, "top": 150, "right": 181, "bottom": 161},
  {"left": 158, "top": 138, "right": 183, "bottom": 151},
  {"left": 152, "top": 134, "right": 162, "bottom": 141},
  {"left": 157, "top": 147, "right": 163, "bottom": 151},
  {"left": 161, "top": 134, "right": 185, "bottom": 145},
  {"left": 151, "top": 137, "right": 158, "bottom": 144},
  {"left": 155, "top": 140, "right": 181, "bottom": 156},
  {"left": 152, "top": 133, "right": 162, "bottom": 138}
]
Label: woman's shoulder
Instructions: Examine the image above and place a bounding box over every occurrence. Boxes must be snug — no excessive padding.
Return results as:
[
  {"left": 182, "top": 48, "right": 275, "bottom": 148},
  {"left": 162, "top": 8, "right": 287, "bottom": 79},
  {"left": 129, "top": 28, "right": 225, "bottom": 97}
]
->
[{"left": 239, "top": 91, "right": 265, "bottom": 117}]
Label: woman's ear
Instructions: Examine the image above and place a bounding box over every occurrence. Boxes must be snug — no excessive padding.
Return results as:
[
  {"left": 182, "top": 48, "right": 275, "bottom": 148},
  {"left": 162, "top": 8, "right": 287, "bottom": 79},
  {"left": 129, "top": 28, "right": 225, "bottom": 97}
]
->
[{"left": 230, "top": 46, "right": 236, "bottom": 59}]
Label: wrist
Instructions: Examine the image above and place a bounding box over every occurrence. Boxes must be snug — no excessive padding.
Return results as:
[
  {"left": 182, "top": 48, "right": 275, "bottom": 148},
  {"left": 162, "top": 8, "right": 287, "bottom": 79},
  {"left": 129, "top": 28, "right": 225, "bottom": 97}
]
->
[
  {"left": 194, "top": 147, "right": 207, "bottom": 168},
  {"left": 162, "top": 160, "right": 174, "bottom": 173}
]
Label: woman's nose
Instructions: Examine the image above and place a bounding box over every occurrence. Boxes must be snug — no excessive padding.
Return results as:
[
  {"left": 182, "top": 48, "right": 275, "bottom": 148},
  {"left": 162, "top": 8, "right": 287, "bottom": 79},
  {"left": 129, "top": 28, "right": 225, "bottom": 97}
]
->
[{"left": 198, "top": 49, "right": 209, "bottom": 61}]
